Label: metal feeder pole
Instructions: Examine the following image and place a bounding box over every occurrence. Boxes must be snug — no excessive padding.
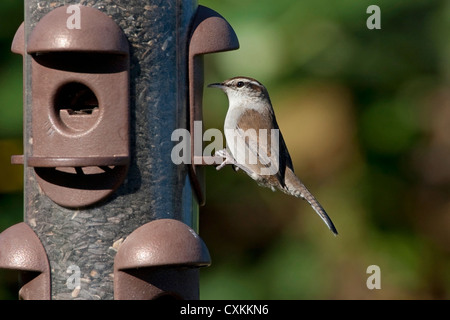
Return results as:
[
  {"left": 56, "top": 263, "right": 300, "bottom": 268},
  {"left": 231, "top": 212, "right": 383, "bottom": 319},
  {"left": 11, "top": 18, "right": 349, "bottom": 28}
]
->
[
  {"left": 1, "top": 0, "right": 238, "bottom": 299},
  {"left": 22, "top": 0, "right": 198, "bottom": 300},
  {"left": 0, "top": 0, "right": 239, "bottom": 300}
]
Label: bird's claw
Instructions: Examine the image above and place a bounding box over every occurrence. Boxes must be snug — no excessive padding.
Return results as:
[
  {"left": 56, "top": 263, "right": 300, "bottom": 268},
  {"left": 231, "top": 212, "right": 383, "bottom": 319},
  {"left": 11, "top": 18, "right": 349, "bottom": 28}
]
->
[{"left": 215, "top": 149, "right": 236, "bottom": 171}]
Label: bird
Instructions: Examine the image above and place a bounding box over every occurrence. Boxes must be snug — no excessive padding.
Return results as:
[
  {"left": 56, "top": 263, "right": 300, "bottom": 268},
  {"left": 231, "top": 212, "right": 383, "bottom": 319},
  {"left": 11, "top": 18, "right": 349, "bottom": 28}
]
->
[{"left": 208, "top": 76, "right": 338, "bottom": 235}]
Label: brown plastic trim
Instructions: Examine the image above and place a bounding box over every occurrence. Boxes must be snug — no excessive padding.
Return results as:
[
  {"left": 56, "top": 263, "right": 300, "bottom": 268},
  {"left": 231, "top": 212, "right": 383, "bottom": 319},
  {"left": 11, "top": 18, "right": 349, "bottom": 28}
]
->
[
  {"left": 27, "top": 6, "right": 128, "bottom": 55},
  {"left": 11, "top": 154, "right": 24, "bottom": 165},
  {"left": 11, "top": 22, "right": 24, "bottom": 55},
  {"left": 11, "top": 6, "right": 130, "bottom": 208},
  {"left": 114, "top": 219, "right": 211, "bottom": 300},
  {"left": 0, "top": 223, "right": 51, "bottom": 300},
  {"left": 193, "top": 155, "right": 224, "bottom": 166},
  {"left": 26, "top": 156, "right": 129, "bottom": 167},
  {"left": 188, "top": 5, "right": 239, "bottom": 206}
]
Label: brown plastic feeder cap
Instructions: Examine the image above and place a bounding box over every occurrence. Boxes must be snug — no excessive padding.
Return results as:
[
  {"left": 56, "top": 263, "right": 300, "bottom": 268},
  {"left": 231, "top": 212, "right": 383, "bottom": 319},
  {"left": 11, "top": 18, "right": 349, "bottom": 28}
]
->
[
  {"left": 114, "top": 219, "right": 211, "bottom": 300},
  {"left": 0, "top": 223, "right": 50, "bottom": 299},
  {"left": 115, "top": 219, "right": 211, "bottom": 269},
  {"left": 27, "top": 5, "right": 128, "bottom": 55}
]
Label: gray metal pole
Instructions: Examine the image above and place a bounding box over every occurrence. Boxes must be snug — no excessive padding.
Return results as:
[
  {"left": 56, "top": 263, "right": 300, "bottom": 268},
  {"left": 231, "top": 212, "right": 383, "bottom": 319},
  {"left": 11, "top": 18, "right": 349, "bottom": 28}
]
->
[{"left": 22, "top": 0, "right": 197, "bottom": 300}]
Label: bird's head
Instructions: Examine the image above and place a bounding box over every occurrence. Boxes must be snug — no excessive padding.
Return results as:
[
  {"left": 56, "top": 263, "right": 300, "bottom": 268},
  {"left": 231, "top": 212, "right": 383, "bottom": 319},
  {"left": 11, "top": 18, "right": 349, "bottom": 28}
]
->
[{"left": 208, "top": 76, "right": 270, "bottom": 105}]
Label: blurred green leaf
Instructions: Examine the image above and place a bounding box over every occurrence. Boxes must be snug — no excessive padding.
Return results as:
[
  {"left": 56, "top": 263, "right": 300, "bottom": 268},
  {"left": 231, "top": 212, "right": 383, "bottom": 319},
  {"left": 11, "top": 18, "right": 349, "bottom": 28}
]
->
[
  {"left": 0, "top": 57, "right": 23, "bottom": 138},
  {"left": 360, "top": 99, "right": 421, "bottom": 155},
  {"left": 201, "top": 0, "right": 449, "bottom": 300}
]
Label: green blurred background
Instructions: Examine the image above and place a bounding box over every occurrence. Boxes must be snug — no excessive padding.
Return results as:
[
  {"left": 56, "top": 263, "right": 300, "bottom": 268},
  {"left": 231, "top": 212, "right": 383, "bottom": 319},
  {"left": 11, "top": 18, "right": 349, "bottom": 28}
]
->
[{"left": 1, "top": 0, "right": 449, "bottom": 299}]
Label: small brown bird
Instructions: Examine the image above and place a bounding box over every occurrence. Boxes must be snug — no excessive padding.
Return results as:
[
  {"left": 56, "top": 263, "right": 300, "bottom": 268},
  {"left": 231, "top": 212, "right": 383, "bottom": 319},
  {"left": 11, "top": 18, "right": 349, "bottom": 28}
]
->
[{"left": 208, "top": 76, "right": 338, "bottom": 235}]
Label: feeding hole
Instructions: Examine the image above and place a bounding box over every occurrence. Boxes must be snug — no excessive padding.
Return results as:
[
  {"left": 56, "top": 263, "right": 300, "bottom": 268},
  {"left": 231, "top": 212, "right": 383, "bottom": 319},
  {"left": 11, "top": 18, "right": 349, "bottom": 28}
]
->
[{"left": 53, "top": 82, "right": 100, "bottom": 133}]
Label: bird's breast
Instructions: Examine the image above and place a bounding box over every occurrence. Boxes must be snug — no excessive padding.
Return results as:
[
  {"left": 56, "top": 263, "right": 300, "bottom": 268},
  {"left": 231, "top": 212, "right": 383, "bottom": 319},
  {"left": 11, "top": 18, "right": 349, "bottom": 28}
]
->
[
  {"left": 224, "top": 107, "right": 242, "bottom": 131},
  {"left": 223, "top": 108, "right": 242, "bottom": 156}
]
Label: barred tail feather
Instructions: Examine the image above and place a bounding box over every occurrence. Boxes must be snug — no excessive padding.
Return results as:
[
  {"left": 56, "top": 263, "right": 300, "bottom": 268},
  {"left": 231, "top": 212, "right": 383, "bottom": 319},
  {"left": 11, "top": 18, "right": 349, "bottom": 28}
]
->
[{"left": 283, "top": 169, "right": 338, "bottom": 235}]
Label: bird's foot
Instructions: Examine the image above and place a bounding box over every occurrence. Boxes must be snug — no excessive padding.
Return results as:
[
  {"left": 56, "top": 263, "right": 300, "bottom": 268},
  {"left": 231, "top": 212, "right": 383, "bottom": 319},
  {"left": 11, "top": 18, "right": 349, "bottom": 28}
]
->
[{"left": 215, "top": 149, "right": 236, "bottom": 171}]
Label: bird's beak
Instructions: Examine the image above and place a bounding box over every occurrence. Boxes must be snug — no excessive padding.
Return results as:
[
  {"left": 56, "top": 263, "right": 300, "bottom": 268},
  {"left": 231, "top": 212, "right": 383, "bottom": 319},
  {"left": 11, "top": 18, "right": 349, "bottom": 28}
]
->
[{"left": 207, "top": 82, "right": 225, "bottom": 89}]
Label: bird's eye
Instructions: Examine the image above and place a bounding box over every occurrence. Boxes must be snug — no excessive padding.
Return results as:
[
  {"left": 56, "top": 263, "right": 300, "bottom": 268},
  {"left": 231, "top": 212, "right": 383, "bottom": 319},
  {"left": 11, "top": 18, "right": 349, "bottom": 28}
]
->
[{"left": 236, "top": 81, "right": 244, "bottom": 88}]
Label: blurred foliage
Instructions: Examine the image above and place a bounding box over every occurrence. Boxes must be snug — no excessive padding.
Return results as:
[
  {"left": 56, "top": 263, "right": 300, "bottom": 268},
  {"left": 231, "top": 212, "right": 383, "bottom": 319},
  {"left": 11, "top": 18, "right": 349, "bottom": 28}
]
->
[
  {"left": 199, "top": 0, "right": 450, "bottom": 299},
  {"left": 0, "top": 0, "right": 24, "bottom": 300},
  {"left": 0, "top": 0, "right": 449, "bottom": 299}
]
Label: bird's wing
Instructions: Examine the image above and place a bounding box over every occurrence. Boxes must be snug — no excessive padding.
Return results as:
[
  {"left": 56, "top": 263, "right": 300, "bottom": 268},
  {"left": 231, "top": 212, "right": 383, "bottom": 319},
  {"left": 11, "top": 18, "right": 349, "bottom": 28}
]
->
[{"left": 232, "top": 108, "right": 286, "bottom": 181}]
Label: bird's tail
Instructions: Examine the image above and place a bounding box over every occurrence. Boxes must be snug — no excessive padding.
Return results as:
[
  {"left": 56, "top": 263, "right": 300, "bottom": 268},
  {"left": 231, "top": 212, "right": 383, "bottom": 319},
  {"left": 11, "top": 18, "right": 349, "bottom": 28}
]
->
[{"left": 282, "top": 169, "right": 338, "bottom": 236}]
